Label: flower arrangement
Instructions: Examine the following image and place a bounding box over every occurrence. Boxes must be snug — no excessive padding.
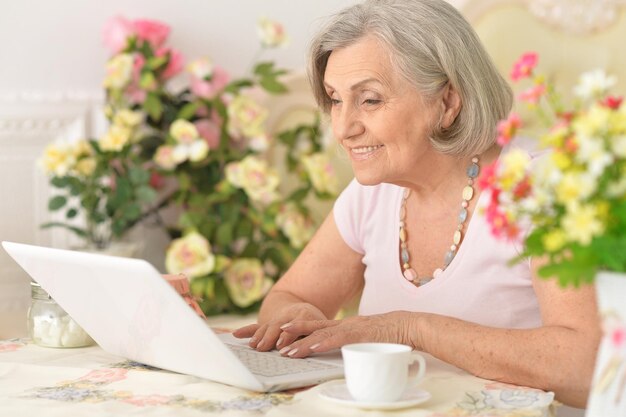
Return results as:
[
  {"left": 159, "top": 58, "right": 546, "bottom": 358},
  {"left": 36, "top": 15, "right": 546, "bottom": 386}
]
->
[
  {"left": 40, "top": 15, "right": 339, "bottom": 314},
  {"left": 480, "top": 52, "right": 626, "bottom": 286}
]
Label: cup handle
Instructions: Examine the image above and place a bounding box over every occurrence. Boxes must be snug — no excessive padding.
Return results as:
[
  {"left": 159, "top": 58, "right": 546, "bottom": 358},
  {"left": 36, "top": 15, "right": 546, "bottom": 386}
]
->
[{"left": 408, "top": 352, "right": 426, "bottom": 388}]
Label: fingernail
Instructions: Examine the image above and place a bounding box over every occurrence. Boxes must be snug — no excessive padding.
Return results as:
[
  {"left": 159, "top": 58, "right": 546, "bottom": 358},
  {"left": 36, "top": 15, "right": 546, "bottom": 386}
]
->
[
  {"left": 249, "top": 337, "right": 257, "bottom": 344},
  {"left": 287, "top": 348, "right": 298, "bottom": 357},
  {"left": 256, "top": 340, "right": 264, "bottom": 349},
  {"left": 280, "top": 323, "right": 292, "bottom": 330},
  {"left": 310, "top": 343, "right": 320, "bottom": 350},
  {"left": 277, "top": 336, "right": 283, "bottom": 346},
  {"left": 279, "top": 346, "right": 291, "bottom": 355}
]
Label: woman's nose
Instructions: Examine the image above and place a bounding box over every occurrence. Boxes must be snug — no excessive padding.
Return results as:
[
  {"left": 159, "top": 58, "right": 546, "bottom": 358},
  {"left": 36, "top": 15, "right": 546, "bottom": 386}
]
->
[{"left": 332, "top": 105, "right": 364, "bottom": 141}]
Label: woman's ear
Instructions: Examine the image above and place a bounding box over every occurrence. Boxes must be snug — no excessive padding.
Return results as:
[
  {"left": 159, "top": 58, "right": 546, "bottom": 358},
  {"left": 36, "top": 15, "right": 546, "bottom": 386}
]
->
[{"left": 440, "top": 83, "right": 462, "bottom": 129}]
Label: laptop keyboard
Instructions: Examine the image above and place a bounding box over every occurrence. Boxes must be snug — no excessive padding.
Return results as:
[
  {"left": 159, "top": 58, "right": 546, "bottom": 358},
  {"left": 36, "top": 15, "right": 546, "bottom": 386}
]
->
[{"left": 227, "top": 343, "right": 338, "bottom": 377}]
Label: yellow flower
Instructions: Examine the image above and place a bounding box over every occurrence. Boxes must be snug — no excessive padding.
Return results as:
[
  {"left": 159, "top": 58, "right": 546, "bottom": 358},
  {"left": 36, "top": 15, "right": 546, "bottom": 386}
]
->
[
  {"left": 227, "top": 95, "right": 268, "bottom": 138},
  {"left": 224, "top": 259, "right": 272, "bottom": 308},
  {"left": 165, "top": 232, "right": 216, "bottom": 279},
  {"left": 170, "top": 119, "right": 200, "bottom": 144},
  {"left": 610, "top": 134, "right": 626, "bottom": 158},
  {"left": 74, "top": 158, "right": 96, "bottom": 176},
  {"left": 103, "top": 53, "right": 133, "bottom": 89},
  {"left": 276, "top": 203, "right": 316, "bottom": 248},
  {"left": 562, "top": 203, "right": 604, "bottom": 245},
  {"left": 613, "top": 106, "right": 626, "bottom": 134},
  {"left": 542, "top": 229, "right": 567, "bottom": 252},
  {"left": 73, "top": 140, "right": 93, "bottom": 158},
  {"left": 99, "top": 125, "right": 132, "bottom": 152},
  {"left": 550, "top": 151, "right": 572, "bottom": 170},
  {"left": 225, "top": 155, "right": 280, "bottom": 204},
  {"left": 572, "top": 104, "right": 611, "bottom": 137},
  {"left": 607, "top": 168, "right": 626, "bottom": 197},
  {"left": 113, "top": 109, "right": 144, "bottom": 128},
  {"left": 540, "top": 125, "right": 568, "bottom": 148},
  {"left": 498, "top": 149, "right": 530, "bottom": 191},
  {"left": 302, "top": 153, "right": 339, "bottom": 195},
  {"left": 39, "top": 142, "right": 76, "bottom": 176},
  {"left": 256, "top": 17, "right": 289, "bottom": 48},
  {"left": 556, "top": 172, "right": 596, "bottom": 205}
]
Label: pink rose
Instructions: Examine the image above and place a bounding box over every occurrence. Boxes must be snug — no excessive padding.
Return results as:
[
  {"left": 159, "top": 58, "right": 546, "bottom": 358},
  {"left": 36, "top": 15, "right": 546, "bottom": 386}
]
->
[
  {"left": 157, "top": 47, "right": 184, "bottom": 80},
  {"left": 133, "top": 19, "right": 170, "bottom": 49},
  {"left": 190, "top": 66, "right": 230, "bottom": 99},
  {"left": 80, "top": 368, "right": 128, "bottom": 384},
  {"left": 102, "top": 16, "right": 134, "bottom": 54},
  {"left": 518, "top": 84, "right": 547, "bottom": 104},
  {"left": 194, "top": 119, "right": 221, "bottom": 149},
  {"left": 125, "top": 84, "right": 147, "bottom": 104},
  {"left": 510, "top": 52, "right": 538, "bottom": 82}
]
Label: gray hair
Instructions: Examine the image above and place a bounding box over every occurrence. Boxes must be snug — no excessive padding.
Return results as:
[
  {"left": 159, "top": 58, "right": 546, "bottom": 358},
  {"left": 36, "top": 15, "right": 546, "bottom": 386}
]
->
[{"left": 307, "top": 0, "right": 513, "bottom": 156}]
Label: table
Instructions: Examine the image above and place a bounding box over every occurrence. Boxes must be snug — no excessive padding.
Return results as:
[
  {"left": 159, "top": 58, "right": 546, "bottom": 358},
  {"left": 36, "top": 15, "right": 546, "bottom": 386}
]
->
[{"left": 0, "top": 316, "right": 558, "bottom": 417}]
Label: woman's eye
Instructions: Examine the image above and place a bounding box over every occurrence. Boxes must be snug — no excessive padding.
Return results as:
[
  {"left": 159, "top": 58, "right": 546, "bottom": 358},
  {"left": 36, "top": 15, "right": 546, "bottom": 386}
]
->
[
  {"left": 363, "top": 99, "right": 381, "bottom": 105},
  {"left": 330, "top": 98, "right": 342, "bottom": 105}
]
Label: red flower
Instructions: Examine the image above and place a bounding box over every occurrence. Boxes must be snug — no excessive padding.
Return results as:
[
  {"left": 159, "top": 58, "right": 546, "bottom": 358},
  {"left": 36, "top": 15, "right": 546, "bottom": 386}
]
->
[
  {"left": 512, "top": 177, "right": 532, "bottom": 200},
  {"left": 496, "top": 113, "right": 522, "bottom": 146},
  {"left": 478, "top": 161, "right": 498, "bottom": 190},
  {"left": 601, "top": 96, "right": 623, "bottom": 110}
]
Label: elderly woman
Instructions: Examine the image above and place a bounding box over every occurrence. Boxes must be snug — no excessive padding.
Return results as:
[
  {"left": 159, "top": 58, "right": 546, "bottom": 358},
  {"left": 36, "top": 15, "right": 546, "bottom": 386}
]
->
[{"left": 234, "top": 0, "right": 599, "bottom": 407}]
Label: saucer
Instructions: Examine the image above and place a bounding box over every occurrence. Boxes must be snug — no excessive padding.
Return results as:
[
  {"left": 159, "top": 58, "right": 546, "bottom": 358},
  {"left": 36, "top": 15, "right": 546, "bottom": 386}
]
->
[{"left": 318, "top": 382, "right": 431, "bottom": 410}]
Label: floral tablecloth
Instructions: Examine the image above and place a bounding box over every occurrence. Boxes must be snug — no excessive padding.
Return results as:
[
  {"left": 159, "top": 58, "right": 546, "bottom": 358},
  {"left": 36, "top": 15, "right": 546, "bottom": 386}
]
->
[{"left": 0, "top": 336, "right": 558, "bottom": 417}]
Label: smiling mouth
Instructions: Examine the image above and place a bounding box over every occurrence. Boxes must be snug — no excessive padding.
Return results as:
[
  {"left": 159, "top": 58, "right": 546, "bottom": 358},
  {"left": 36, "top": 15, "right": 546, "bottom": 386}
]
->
[{"left": 351, "top": 145, "right": 384, "bottom": 154}]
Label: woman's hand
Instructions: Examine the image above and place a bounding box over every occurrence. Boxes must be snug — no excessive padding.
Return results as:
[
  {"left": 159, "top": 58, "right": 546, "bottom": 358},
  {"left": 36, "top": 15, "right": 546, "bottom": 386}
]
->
[
  {"left": 275, "top": 311, "right": 417, "bottom": 358},
  {"left": 232, "top": 302, "right": 328, "bottom": 352}
]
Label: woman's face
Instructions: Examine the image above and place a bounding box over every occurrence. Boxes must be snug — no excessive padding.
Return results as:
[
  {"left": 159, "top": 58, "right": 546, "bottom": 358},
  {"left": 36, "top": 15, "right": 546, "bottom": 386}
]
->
[{"left": 324, "top": 36, "right": 440, "bottom": 187}]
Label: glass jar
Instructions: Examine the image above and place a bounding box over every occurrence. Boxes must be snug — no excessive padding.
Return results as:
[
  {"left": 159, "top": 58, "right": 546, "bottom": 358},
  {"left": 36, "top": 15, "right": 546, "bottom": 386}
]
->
[{"left": 27, "top": 282, "right": 95, "bottom": 348}]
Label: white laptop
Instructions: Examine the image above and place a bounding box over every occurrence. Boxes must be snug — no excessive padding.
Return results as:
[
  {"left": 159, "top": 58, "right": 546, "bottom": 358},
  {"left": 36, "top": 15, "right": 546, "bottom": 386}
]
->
[{"left": 2, "top": 241, "right": 344, "bottom": 392}]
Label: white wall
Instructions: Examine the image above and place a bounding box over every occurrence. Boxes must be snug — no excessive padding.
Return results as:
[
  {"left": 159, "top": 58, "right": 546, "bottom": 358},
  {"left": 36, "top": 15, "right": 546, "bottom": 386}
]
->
[
  {"left": 0, "top": 0, "right": 367, "bottom": 339},
  {"left": 0, "top": 0, "right": 466, "bottom": 338}
]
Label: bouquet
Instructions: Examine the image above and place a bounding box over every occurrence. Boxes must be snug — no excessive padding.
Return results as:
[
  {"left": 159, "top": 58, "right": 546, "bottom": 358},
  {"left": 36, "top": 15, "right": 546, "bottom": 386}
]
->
[
  {"left": 38, "top": 15, "right": 339, "bottom": 315},
  {"left": 480, "top": 52, "right": 626, "bottom": 286}
]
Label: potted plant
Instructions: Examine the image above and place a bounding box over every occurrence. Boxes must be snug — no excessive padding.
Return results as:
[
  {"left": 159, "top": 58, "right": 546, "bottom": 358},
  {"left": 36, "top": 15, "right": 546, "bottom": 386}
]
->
[{"left": 480, "top": 52, "right": 626, "bottom": 416}]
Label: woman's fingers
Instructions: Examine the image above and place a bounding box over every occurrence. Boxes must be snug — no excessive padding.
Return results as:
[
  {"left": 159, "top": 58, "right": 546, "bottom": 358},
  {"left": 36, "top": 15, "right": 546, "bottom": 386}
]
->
[
  {"left": 232, "top": 323, "right": 259, "bottom": 338},
  {"left": 255, "top": 324, "right": 283, "bottom": 352},
  {"left": 280, "top": 319, "right": 340, "bottom": 337},
  {"left": 279, "top": 328, "right": 348, "bottom": 358}
]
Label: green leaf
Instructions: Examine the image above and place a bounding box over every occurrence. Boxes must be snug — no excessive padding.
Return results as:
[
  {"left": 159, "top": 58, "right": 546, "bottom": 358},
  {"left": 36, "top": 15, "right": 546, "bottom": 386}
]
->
[
  {"left": 235, "top": 218, "right": 254, "bottom": 239},
  {"left": 259, "top": 77, "right": 288, "bottom": 94},
  {"left": 176, "top": 102, "right": 200, "bottom": 120},
  {"left": 40, "top": 222, "right": 87, "bottom": 238},
  {"left": 215, "top": 222, "right": 234, "bottom": 247},
  {"left": 48, "top": 195, "right": 67, "bottom": 211},
  {"left": 123, "top": 203, "right": 142, "bottom": 221},
  {"left": 144, "top": 93, "right": 163, "bottom": 121},
  {"left": 129, "top": 167, "right": 150, "bottom": 185},
  {"left": 288, "top": 187, "right": 309, "bottom": 202},
  {"left": 50, "top": 177, "right": 70, "bottom": 188},
  {"left": 66, "top": 208, "right": 78, "bottom": 219},
  {"left": 136, "top": 186, "right": 157, "bottom": 203},
  {"left": 254, "top": 61, "right": 275, "bottom": 77},
  {"left": 147, "top": 56, "right": 167, "bottom": 71},
  {"left": 223, "top": 79, "right": 254, "bottom": 94}
]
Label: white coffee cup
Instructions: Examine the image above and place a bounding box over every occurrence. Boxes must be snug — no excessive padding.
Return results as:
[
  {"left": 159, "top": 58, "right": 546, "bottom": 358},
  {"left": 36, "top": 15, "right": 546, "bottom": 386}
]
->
[{"left": 341, "top": 343, "right": 426, "bottom": 403}]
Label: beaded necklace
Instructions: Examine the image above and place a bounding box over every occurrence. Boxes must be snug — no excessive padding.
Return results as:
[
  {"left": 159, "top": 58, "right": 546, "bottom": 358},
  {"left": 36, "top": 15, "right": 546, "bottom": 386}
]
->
[{"left": 399, "top": 156, "right": 480, "bottom": 287}]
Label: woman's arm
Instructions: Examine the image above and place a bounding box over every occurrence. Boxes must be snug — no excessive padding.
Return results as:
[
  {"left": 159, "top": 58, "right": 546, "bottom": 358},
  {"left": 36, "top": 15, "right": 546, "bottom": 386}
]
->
[
  {"left": 413, "top": 266, "right": 600, "bottom": 407},
  {"left": 232, "top": 211, "right": 365, "bottom": 350},
  {"left": 279, "top": 258, "right": 601, "bottom": 407}
]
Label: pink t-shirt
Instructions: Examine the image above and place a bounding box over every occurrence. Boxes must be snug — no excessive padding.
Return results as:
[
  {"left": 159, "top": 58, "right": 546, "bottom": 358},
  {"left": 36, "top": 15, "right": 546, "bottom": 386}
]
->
[{"left": 333, "top": 145, "right": 543, "bottom": 329}]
